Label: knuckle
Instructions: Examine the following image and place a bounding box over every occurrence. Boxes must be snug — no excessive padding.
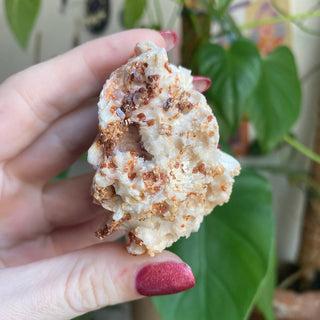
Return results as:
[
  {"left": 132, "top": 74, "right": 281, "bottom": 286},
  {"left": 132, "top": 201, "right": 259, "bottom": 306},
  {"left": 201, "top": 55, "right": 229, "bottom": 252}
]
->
[{"left": 64, "top": 261, "right": 106, "bottom": 313}]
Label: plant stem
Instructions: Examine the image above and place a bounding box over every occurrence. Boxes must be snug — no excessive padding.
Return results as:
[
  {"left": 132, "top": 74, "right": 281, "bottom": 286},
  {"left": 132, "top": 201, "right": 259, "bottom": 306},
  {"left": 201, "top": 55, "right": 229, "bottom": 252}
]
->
[
  {"left": 284, "top": 134, "right": 320, "bottom": 164},
  {"left": 181, "top": 1, "right": 211, "bottom": 69},
  {"left": 223, "top": 12, "right": 242, "bottom": 38},
  {"left": 247, "top": 164, "right": 320, "bottom": 200},
  {"left": 271, "top": 0, "right": 320, "bottom": 37},
  {"left": 239, "top": 10, "right": 320, "bottom": 30},
  {"left": 278, "top": 270, "right": 302, "bottom": 289}
]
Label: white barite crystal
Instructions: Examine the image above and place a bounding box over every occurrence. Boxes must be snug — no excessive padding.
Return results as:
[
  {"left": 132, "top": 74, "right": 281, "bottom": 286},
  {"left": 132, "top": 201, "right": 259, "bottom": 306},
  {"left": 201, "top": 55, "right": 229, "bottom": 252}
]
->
[{"left": 88, "top": 42, "right": 240, "bottom": 256}]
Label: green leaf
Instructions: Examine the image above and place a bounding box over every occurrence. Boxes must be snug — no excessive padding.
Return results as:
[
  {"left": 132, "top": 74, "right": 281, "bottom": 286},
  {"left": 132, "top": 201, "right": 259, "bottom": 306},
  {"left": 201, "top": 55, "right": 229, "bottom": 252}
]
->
[
  {"left": 72, "top": 312, "right": 94, "bottom": 320},
  {"left": 153, "top": 168, "right": 274, "bottom": 320},
  {"left": 169, "top": 0, "right": 184, "bottom": 4},
  {"left": 124, "top": 0, "right": 147, "bottom": 29},
  {"left": 4, "top": 0, "right": 41, "bottom": 49},
  {"left": 218, "top": 0, "right": 234, "bottom": 15},
  {"left": 246, "top": 46, "right": 301, "bottom": 152},
  {"left": 198, "top": 40, "right": 261, "bottom": 140},
  {"left": 255, "top": 237, "right": 276, "bottom": 320},
  {"left": 52, "top": 169, "right": 69, "bottom": 182}
]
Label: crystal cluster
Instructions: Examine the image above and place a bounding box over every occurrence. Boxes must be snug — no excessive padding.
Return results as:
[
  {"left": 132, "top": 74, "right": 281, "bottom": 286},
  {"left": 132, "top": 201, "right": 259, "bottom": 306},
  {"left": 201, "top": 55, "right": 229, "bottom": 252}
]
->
[{"left": 88, "top": 42, "right": 240, "bottom": 255}]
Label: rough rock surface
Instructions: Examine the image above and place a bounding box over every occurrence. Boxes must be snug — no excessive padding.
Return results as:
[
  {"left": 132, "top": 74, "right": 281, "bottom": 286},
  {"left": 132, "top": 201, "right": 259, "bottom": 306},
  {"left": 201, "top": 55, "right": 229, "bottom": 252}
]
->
[{"left": 88, "top": 42, "right": 240, "bottom": 256}]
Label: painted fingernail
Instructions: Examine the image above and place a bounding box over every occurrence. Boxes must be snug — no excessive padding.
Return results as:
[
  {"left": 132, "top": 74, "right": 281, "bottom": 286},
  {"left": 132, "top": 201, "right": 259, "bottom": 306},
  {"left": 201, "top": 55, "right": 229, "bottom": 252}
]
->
[
  {"left": 158, "top": 30, "right": 178, "bottom": 51},
  {"left": 136, "top": 261, "right": 195, "bottom": 296},
  {"left": 193, "top": 76, "right": 212, "bottom": 92}
]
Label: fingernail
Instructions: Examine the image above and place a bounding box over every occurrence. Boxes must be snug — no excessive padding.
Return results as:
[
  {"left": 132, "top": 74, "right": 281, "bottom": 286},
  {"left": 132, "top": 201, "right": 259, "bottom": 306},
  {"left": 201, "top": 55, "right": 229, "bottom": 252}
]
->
[
  {"left": 136, "top": 261, "right": 195, "bottom": 296},
  {"left": 158, "top": 30, "right": 178, "bottom": 51},
  {"left": 193, "top": 76, "right": 212, "bottom": 92}
]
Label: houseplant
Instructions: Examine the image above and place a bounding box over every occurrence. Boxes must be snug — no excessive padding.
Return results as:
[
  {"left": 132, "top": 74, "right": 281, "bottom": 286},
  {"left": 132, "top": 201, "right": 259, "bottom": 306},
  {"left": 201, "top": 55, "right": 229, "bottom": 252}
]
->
[
  {"left": 4, "top": 0, "right": 320, "bottom": 319},
  {"left": 123, "top": 1, "right": 320, "bottom": 320}
]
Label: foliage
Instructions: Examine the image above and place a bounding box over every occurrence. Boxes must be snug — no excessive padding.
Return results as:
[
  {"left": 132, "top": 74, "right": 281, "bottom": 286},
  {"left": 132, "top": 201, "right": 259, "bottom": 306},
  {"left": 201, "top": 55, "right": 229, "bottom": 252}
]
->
[
  {"left": 124, "top": 0, "right": 147, "bottom": 29},
  {"left": 255, "top": 238, "right": 276, "bottom": 320},
  {"left": 122, "top": 1, "right": 320, "bottom": 319},
  {"left": 198, "top": 39, "right": 261, "bottom": 139},
  {"left": 199, "top": 42, "right": 301, "bottom": 152},
  {"left": 245, "top": 47, "right": 301, "bottom": 152},
  {"left": 153, "top": 168, "right": 274, "bottom": 320},
  {"left": 72, "top": 312, "right": 94, "bottom": 320},
  {"left": 217, "top": 0, "right": 234, "bottom": 15},
  {"left": 4, "top": 0, "right": 41, "bottom": 49}
]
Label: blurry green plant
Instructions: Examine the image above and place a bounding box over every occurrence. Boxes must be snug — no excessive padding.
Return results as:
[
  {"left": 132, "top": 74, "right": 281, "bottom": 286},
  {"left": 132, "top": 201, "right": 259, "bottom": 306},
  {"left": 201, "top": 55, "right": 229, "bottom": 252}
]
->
[
  {"left": 122, "top": 1, "right": 320, "bottom": 320},
  {"left": 153, "top": 168, "right": 275, "bottom": 320},
  {"left": 4, "top": 0, "right": 41, "bottom": 49},
  {"left": 4, "top": 1, "right": 320, "bottom": 320}
]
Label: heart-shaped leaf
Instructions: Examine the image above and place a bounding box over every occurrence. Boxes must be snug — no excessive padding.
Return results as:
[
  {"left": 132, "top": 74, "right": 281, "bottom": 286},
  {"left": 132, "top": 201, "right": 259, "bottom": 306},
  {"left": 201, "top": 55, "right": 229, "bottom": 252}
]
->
[
  {"left": 153, "top": 168, "right": 274, "bottom": 320},
  {"left": 198, "top": 40, "right": 261, "bottom": 140},
  {"left": 5, "top": 0, "right": 41, "bottom": 50},
  {"left": 246, "top": 46, "right": 301, "bottom": 152}
]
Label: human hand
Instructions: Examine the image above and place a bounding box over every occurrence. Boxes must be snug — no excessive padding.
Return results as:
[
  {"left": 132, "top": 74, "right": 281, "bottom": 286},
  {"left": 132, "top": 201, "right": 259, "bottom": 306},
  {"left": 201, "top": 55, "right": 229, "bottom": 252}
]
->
[{"left": 0, "top": 29, "right": 200, "bottom": 320}]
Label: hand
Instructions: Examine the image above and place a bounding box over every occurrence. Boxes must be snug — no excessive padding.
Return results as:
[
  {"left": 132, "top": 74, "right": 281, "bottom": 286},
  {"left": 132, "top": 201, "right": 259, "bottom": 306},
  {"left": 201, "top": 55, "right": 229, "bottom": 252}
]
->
[{"left": 0, "top": 29, "right": 195, "bottom": 320}]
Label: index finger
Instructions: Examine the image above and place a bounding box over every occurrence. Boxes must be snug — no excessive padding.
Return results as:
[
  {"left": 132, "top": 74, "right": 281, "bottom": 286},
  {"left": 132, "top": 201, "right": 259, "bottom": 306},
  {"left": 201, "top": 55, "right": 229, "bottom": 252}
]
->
[{"left": 0, "top": 29, "right": 167, "bottom": 160}]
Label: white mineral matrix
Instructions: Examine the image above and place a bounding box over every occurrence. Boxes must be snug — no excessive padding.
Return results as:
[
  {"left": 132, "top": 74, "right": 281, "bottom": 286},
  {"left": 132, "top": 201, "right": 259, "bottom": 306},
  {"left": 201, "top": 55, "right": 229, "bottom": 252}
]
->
[{"left": 88, "top": 42, "right": 240, "bottom": 256}]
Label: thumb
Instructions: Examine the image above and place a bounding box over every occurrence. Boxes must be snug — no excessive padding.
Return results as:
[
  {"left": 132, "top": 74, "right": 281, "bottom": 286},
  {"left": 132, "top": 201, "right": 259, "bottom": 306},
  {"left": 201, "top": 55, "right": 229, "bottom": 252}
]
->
[{"left": 1, "top": 242, "right": 194, "bottom": 320}]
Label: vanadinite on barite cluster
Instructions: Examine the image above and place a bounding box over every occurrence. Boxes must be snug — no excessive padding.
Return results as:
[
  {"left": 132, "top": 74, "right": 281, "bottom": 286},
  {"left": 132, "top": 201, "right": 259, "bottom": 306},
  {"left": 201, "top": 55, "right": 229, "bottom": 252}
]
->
[{"left": 88, "top": 42, "right": 240, "bottom": 256}]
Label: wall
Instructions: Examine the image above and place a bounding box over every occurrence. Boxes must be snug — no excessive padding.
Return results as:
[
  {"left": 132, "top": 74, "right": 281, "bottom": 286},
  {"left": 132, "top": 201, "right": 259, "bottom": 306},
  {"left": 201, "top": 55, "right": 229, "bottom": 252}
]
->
[{"left": 0, "top": 0, "right": 125, "bottom": 81}]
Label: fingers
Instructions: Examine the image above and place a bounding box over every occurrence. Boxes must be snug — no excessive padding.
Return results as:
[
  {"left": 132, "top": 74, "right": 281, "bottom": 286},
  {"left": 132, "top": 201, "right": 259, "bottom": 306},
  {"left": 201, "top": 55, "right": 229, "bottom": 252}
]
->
[
  {"left": 7, "top": 99, "right": 98, "bottom": 183},
  {"left": 49, "top": 219, "right": 125, "bottom": 257},
  {"left": 7, "top": 64, "right": 210, "bottom": 185},
  {"left": 158, "top": 30, "right": 178, "bottom": 51},
  {"left": 0, "top": 29, "right": 169, "bottom": 161},
  {"left": 192, "top": 76, "right": 212, "bottom": 92},
  {"left": 0, "top": 217, "right": 124, "bottom": 267},
  {"left": 0, "top": 243, "right": 194, "bottom": 320},
  {"left": 42, "top": 174, "right": 99, "bottom": 229},
  {"left": 0, "top": 173, "right": 100, "bottom": 249}
]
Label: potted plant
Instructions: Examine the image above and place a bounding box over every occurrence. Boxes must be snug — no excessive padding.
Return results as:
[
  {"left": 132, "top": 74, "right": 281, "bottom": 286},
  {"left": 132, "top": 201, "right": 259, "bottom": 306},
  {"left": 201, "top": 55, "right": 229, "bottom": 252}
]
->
[{"left": 122, "top": 1, "right": 320, "bottom": 319}]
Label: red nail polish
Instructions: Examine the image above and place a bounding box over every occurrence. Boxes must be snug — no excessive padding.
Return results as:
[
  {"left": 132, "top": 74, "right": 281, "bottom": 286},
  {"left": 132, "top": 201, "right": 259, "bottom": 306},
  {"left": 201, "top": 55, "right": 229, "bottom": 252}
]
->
[
  {"left": 158, "top": 30, "right": 178, "bottom": 51},
  {"left": 192, "top": 76, "right": 212, "bottom": 92},
  {"left": 136, "top": 261, "right": 195, "bottom": 296}
]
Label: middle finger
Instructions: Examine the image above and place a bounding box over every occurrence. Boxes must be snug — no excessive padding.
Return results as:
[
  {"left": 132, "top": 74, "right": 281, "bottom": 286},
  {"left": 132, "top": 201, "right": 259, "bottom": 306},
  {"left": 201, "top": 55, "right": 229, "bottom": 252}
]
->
[{"left": 7, "top": 98, "right": 97, "bottom": 184}]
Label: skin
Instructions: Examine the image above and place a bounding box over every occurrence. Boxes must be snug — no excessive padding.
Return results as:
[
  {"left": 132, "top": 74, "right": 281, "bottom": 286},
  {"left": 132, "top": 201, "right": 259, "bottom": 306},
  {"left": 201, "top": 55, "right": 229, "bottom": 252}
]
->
[{"left": 0, "top": 29, "right": 185, "bottom": 320}]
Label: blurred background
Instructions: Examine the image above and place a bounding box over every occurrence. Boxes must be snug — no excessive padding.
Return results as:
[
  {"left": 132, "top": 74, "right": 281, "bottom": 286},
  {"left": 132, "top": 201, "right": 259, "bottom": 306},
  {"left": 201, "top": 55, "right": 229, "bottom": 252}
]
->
[{"left": 2, "top": 1, "right": 320, "bottom": 319}]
